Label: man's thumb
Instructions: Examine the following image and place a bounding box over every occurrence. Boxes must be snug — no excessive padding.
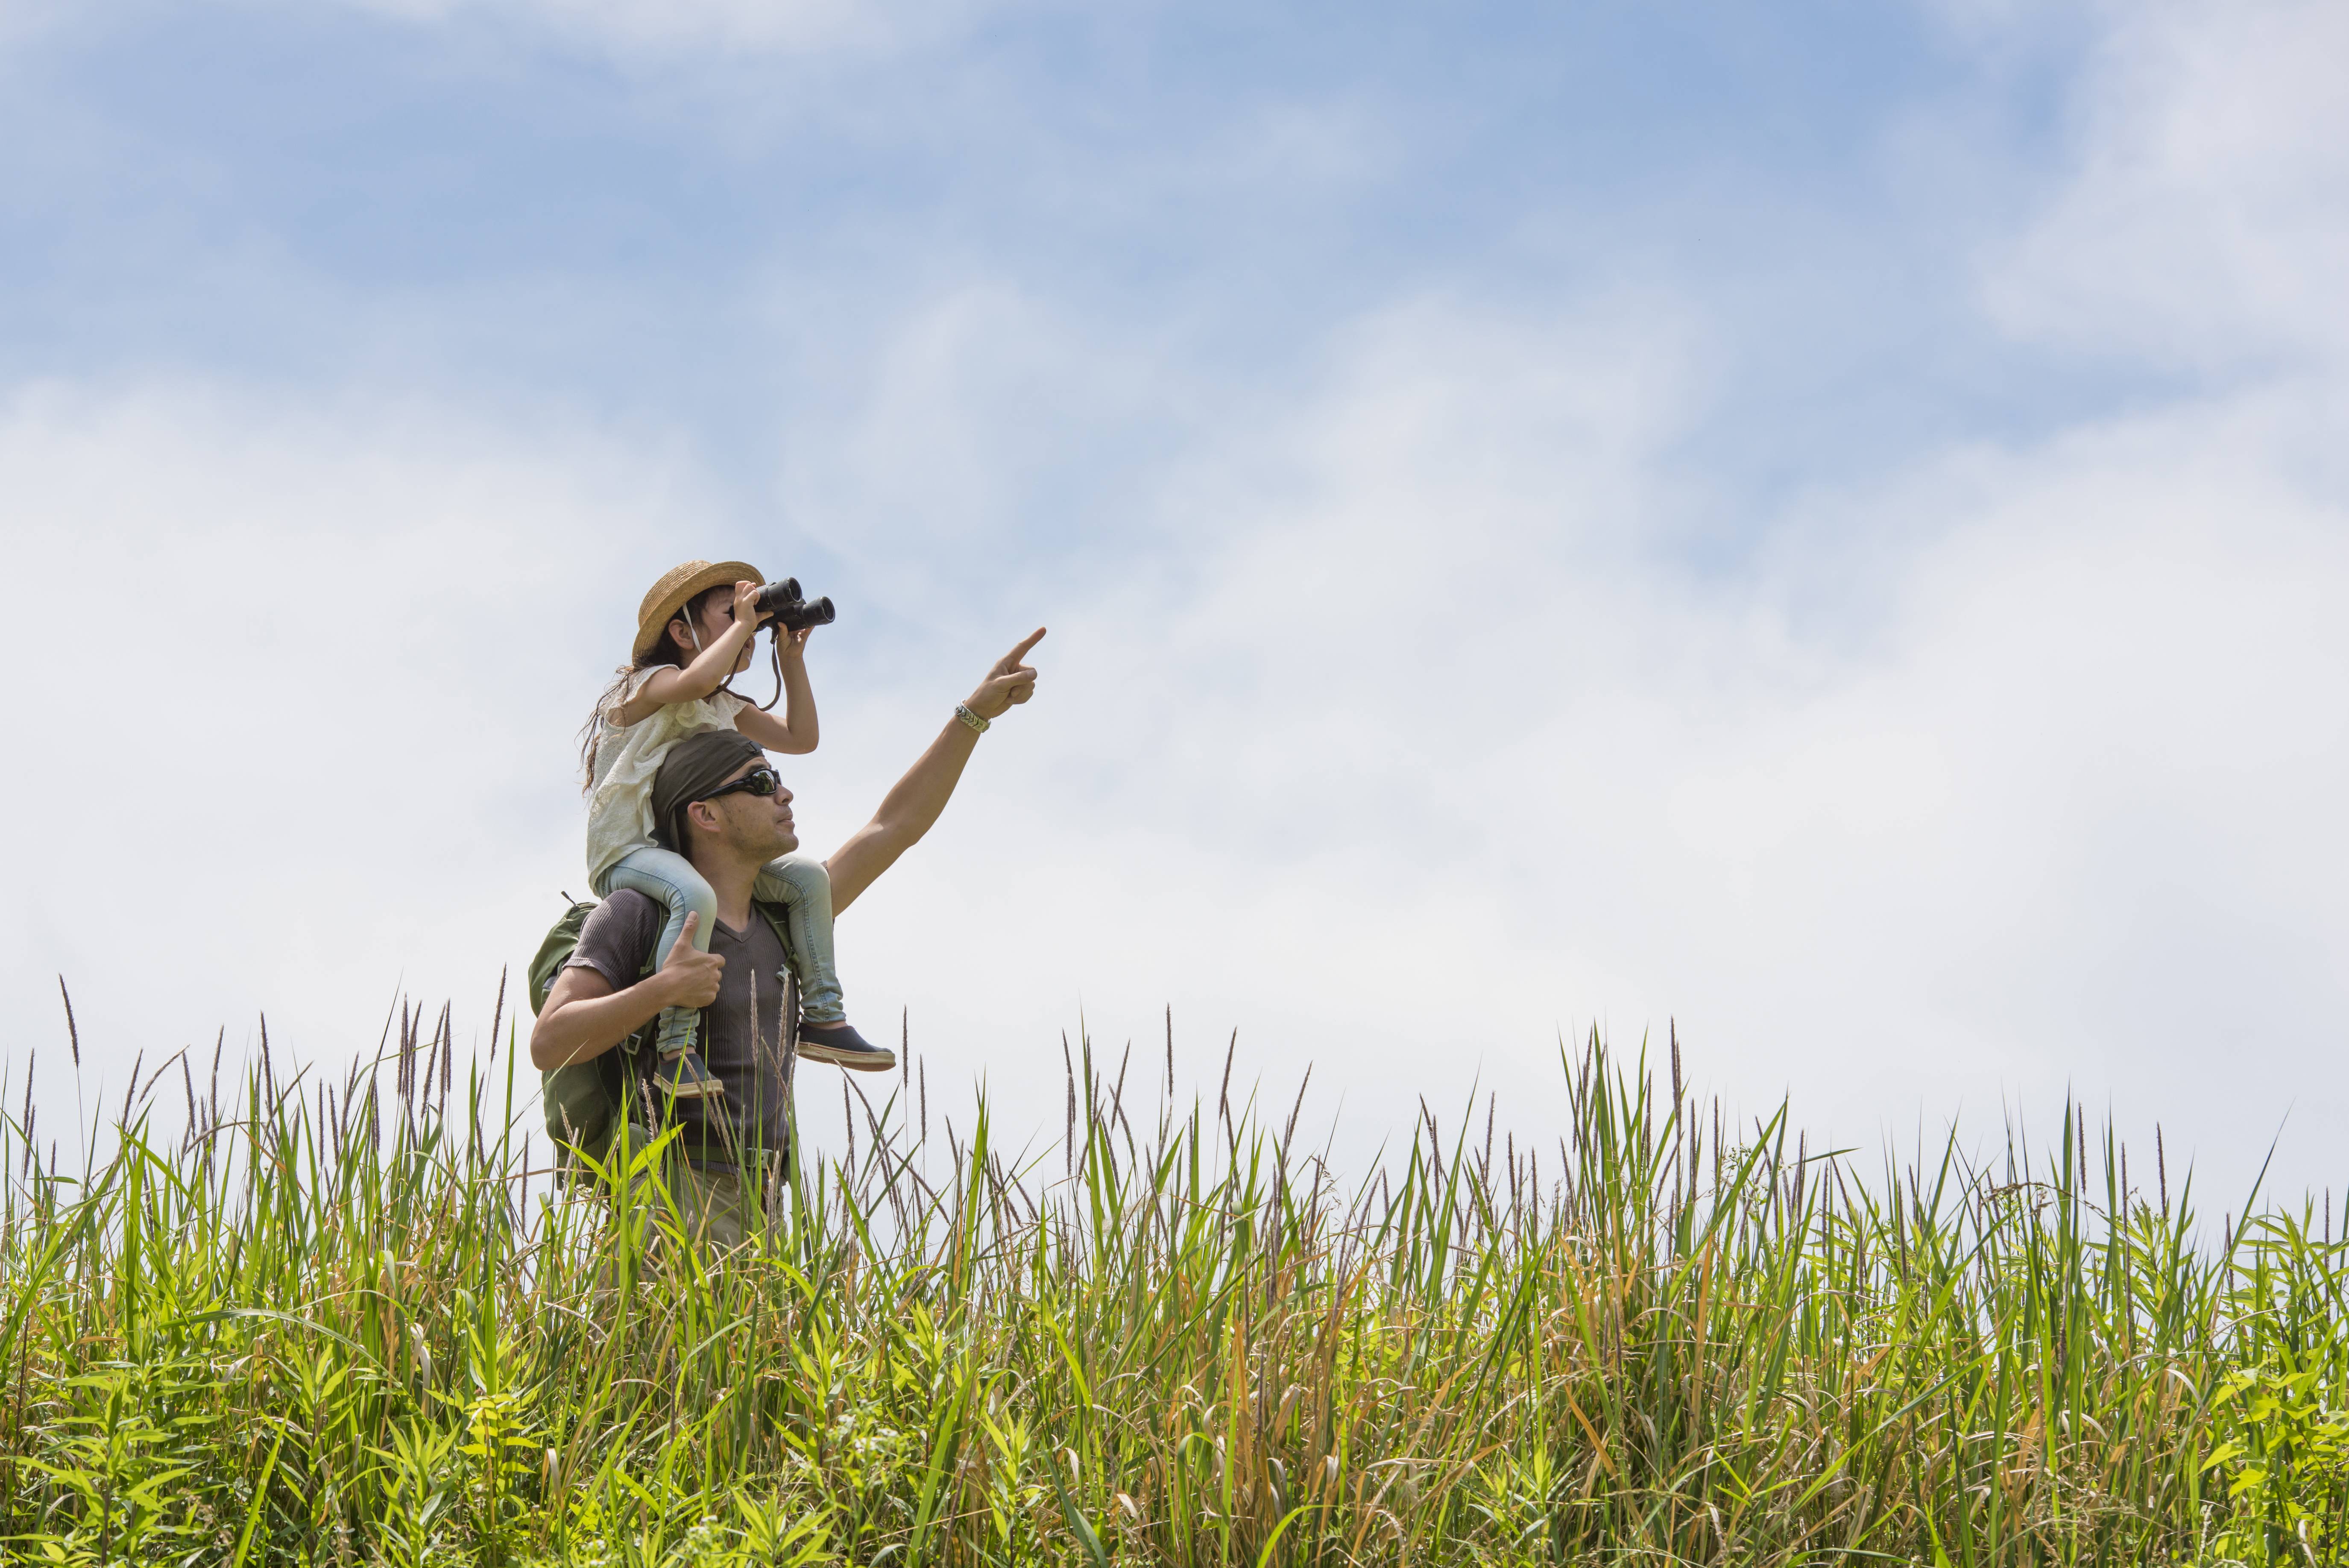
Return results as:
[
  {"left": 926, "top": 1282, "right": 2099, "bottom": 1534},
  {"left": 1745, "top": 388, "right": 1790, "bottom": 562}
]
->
[{"left": 671, "top": 911, "right": 700, "bottom": 953}]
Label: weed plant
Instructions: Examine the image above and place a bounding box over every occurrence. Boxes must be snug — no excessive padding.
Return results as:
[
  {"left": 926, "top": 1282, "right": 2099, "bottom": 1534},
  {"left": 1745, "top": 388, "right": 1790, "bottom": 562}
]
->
[{"left": 3, "top": 999, "right": 2347, "bottom": 1566}]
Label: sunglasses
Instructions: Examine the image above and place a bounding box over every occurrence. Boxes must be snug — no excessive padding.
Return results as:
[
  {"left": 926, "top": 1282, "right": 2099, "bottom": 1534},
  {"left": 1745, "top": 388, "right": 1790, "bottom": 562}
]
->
[{"left": 694, "top": 765, "right": 784, "bottom": 806}]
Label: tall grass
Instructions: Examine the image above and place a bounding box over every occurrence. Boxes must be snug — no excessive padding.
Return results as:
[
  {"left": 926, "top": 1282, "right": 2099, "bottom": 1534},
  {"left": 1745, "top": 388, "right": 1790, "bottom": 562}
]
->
[{"left": 3, "top": 1000, "right": 2347, "bottom": 1565}]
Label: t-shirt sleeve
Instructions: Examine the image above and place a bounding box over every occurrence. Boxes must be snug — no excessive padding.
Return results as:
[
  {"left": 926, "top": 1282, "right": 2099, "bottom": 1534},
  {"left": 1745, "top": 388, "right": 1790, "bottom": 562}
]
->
[{"left": 566, "top": 891, "right": 661, "bottom": 991}]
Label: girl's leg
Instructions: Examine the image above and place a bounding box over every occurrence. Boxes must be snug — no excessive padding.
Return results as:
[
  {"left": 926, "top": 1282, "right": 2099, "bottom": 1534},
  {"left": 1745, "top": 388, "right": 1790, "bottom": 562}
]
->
[
  {"left": 753, "top": 853, "right": 845, "bottom": 1023},
  {"left": 602, "top": 847, "right": 721, "bottom": 1058}
]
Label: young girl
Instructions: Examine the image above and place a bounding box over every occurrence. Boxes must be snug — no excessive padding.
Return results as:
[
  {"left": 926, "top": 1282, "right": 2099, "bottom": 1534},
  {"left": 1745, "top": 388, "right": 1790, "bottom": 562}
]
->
[{"left": 579, "top": 559, "right": 885, "bottom": 1099}]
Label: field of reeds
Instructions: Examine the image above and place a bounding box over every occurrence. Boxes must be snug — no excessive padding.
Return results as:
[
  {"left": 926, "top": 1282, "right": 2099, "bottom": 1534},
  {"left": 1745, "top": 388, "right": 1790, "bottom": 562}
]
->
[{"left": 4, "top": 994, "right": 2349, "bottom": 1567}]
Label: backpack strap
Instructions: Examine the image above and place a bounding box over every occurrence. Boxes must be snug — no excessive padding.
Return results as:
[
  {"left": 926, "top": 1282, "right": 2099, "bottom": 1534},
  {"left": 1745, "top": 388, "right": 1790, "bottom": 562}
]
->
[{"left": 752, "top": 897, "right": 803, "bottom": 1064}]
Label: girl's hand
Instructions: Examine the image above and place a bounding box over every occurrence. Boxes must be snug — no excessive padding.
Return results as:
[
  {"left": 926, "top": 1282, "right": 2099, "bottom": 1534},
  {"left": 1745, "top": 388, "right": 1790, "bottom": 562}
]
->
[
  {"left": 730, "top": 580, "right": 768, "bottom": 633},
  {"left": 779, "top": 624, "right": 814, "bottom": 659}
]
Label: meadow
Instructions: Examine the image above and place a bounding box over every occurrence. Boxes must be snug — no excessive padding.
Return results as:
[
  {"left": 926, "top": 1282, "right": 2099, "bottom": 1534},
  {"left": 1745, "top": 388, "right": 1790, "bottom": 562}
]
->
[{"left": 3, "top": 996, "right": 2346, "bottom": 1566}]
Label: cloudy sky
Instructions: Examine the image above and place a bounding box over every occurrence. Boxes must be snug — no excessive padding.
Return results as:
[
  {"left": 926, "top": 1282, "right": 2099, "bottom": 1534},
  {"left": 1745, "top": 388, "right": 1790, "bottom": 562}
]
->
[{"left": 5, "top": 0, "right": 2346, "bottom": 1208}]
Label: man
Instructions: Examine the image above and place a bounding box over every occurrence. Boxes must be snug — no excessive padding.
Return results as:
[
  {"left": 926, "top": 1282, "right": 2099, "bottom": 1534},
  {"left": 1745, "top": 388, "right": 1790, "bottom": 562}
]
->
[{"left": 530, "top": 627, "right": 1046, "bottom": 1246}]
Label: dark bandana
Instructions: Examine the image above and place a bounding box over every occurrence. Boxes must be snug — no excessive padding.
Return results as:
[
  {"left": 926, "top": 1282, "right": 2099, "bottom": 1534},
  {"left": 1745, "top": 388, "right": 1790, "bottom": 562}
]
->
[{"left": 649, "top": 728, "right": 767, "bottom": 851}]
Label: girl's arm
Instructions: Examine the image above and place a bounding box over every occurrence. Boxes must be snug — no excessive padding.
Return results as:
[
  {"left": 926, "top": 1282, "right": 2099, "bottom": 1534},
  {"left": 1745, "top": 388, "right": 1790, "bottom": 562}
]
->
[
  {"left": 734, "top": 627, "right": 819, "bottom": 754},
  {"left": 610, "top": 581, "right": 765, "bottom": 726}
]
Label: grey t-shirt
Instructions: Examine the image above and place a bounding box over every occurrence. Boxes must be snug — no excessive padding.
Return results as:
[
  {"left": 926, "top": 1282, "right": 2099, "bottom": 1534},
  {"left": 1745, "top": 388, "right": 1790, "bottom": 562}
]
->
[{"left": 565, "top": 889, "right": 795, "bottom": 1166}]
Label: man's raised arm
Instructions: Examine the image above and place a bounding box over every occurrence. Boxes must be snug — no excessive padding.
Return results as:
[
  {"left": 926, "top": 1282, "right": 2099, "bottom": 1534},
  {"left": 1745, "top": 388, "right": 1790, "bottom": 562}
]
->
[{"left": 827, "top": 628, "right": 1044, "bottom": 916}]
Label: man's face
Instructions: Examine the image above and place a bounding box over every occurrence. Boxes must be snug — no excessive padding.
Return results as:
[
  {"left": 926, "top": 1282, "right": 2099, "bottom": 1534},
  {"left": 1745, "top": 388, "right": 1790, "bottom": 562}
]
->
[{"left": 686, "top": 759, "right": 798, "bottom": 869}]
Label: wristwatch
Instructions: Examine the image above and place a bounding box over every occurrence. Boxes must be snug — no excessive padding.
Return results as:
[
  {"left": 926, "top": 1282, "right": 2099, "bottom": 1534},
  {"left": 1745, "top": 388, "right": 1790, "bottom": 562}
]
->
[{"left": 955, "top": 702, "right": 990, "bottom": 733}]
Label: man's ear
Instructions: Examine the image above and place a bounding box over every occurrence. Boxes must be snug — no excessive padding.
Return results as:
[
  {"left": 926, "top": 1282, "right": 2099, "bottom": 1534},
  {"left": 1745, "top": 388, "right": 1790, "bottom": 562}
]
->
[{"left": 684, "top": 798, "right": 721, "bottom": 837}]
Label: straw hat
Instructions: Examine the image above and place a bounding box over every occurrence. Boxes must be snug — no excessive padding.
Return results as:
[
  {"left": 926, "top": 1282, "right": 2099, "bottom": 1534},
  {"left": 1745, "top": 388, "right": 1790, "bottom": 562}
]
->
[{"left": 633, "top": 560, "right": 764, "bottom": 659}]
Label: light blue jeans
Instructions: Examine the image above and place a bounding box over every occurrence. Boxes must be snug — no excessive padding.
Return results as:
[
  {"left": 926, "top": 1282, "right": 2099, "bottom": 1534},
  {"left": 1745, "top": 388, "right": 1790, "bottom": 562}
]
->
[{"left": 596, "top": 847, "right": 846, "bottom": 1053}]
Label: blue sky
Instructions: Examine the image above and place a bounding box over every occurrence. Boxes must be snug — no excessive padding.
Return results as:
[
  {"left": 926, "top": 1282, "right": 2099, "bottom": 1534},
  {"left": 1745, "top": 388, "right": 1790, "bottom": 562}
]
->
[
  {"left": 5, "top": 1, "right": 2095, "bottom": 507},
  {"left": 6, "top": 0, "right": 2348, "bottom": 1209}
]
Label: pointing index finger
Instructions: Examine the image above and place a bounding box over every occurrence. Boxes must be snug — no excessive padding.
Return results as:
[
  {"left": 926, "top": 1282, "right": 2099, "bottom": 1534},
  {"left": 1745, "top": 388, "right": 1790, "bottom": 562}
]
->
[{"left": 997, "top": 627, "right": 1046, "bottom": 670}]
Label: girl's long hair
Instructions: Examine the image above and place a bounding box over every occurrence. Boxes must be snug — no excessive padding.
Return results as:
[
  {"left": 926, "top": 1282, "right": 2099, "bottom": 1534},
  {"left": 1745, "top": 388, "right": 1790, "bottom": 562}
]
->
[{"left": 577, "top": 583, "right": 729, "bottom": 794}]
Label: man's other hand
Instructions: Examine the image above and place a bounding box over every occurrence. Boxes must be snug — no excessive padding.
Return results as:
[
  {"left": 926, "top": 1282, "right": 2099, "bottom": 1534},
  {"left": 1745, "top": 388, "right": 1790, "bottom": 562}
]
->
[
  {"left": 659, "top": 911, "right": 724, "bottom": 1009},
  {"left": 966, "top": 627, "right": 1046, "bottom": 719}
]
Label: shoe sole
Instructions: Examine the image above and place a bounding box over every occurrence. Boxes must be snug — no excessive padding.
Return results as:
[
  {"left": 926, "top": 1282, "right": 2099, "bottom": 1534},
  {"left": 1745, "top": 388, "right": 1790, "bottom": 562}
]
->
[
  {"left": 653, "top": 1059, "right": 727, "bottom": 1099},
  {"left": 798, "top": 1042, "right": 897, "bottom": 1072}
]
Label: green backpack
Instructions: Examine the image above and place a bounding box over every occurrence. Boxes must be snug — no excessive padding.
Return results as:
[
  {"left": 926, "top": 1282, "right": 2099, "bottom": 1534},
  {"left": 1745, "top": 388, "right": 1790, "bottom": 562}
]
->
[{"left": 526, "top": 897, "right": 800, "bottom": 1167}]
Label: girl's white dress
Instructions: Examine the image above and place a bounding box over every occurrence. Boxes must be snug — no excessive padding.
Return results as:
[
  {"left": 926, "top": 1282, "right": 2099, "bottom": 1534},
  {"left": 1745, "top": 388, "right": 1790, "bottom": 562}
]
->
[{"left": 584, "top": 668, "right": 747, "bottom": 887}]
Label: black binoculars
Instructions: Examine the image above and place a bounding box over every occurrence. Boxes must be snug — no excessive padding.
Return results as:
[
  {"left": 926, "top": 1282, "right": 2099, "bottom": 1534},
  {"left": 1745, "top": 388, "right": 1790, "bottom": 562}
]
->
[{"left": 750, "top": 577, "right": 836, "bottom": 633}]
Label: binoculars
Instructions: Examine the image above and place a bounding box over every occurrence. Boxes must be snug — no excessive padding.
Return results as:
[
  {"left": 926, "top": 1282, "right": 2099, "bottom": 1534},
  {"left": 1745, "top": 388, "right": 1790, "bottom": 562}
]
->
[{"left": 750, "top": 577, "right": 836, "bottom": 633}]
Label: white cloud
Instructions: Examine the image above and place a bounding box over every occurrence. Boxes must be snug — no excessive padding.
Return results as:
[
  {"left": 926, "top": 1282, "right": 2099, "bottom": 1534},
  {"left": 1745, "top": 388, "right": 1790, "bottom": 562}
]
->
[
  {"left": 12, "top": 312, "right": 2347, "bottom": 1207},
  {"left": 984, "top": 326, "right": 2349, "bottom": 1197},
  {"left": 0, "top": 381, "right": 722, "bottom": 1123},
  {"left": 744, "top": 261, "right": 2349, "bottom": 1201},
  {"left": 1985, "top": 0, "right": 2349, "bottom": 369}
]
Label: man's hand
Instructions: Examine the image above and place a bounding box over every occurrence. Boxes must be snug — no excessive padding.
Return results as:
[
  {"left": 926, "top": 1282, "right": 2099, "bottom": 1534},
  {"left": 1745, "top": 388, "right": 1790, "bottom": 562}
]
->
[
  {"left": 657, "top": 911, "right": 724, "bottom": 1010},
  {"left": 965, "top": 627, "right": 1045, "bottom": 720},
  {"left": 531, "top": 911, "right": 723, "bottom": 1073}
]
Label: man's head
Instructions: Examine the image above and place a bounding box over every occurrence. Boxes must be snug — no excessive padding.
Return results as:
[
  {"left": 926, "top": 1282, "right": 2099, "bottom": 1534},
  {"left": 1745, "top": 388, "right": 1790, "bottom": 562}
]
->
[{"left": 650, "top": 729, "right": 799, "bottom": 873}]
